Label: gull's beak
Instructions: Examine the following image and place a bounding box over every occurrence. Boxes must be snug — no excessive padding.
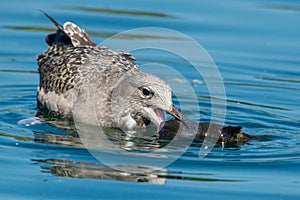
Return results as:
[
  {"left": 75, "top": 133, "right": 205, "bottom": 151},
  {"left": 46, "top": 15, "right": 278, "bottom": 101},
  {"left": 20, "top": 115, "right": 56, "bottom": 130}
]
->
[
  {"left": 166, "top": 104, "right": 182, "bottom": 121},
  {"left": 144, "top": 105, "right": 182, "bottom": 132}
]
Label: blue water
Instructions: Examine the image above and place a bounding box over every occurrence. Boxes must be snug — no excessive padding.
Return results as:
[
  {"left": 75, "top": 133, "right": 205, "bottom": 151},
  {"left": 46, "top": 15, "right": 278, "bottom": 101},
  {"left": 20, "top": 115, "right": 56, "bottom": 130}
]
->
[{"left": 1, "top": 0, "right": 300, "bottom": 199}]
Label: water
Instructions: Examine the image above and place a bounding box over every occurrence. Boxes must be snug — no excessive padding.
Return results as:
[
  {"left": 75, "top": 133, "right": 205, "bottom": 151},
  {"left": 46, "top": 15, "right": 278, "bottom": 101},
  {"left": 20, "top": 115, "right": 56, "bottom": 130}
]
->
[{"left": 1, "top": 0, "right": 300, "bottom": 199}]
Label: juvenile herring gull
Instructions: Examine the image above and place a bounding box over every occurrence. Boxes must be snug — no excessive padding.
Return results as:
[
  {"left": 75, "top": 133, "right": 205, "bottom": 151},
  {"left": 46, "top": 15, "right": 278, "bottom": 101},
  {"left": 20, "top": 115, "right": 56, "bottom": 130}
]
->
[{"left": 37, "top": 12, "right": 182, "bottom": 129}]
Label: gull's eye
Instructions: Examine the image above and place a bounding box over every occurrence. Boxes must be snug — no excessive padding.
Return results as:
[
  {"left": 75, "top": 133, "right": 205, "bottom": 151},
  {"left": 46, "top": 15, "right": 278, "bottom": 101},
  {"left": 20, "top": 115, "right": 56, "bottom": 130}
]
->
[
  {"left": 139, "top": 86, "right": 154, "bottom": 98},
  {"left": 142, "top": 88, "right": 151, "bottom": 96}
]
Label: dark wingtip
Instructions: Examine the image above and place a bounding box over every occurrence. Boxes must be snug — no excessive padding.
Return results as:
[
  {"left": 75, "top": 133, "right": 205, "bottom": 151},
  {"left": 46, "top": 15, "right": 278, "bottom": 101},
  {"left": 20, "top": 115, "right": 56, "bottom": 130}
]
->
[
  {"left": 39, "top": 10, "right": 63, "bottom": 31},
  {"left": 39, "top": 10, "right": 73, "bottom": 46}
]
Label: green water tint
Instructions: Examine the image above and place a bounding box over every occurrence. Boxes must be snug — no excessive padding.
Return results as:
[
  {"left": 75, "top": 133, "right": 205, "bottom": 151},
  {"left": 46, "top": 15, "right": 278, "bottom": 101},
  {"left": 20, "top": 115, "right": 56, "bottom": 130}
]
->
[
  {"left": 62, "top": 6, "right": 175, "bottom": 18},
  {"left": 3, "top": 25, "right": 181, "bottom": 40}
]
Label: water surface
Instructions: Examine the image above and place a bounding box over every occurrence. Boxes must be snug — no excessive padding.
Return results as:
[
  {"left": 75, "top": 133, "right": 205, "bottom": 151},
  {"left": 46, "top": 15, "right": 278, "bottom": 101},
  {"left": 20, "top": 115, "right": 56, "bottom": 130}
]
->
[{"left": 0, "top": 0, "right": 300, "bottom": 199}]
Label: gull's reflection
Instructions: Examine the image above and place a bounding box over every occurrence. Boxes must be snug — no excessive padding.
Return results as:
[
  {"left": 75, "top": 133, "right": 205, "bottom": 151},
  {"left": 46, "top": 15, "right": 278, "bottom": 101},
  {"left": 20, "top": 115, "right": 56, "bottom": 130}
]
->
[
  {"left": 33, "top": 159, "right": 167, "bottom": 184},
  {"left": 32, "top": 158, "right": 244, "bottom": 184}
]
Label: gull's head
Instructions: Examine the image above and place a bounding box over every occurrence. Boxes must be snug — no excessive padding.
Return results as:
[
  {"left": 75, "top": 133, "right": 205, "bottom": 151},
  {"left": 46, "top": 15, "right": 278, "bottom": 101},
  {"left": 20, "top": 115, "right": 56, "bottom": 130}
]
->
[{"left": 113, "top": 72, "right": 182, "bottom": 129}]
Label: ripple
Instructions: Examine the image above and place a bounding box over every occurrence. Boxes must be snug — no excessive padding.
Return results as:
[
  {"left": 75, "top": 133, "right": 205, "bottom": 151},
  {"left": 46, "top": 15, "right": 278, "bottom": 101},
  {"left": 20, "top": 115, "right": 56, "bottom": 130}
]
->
[
  {"left": 260, "top": 4, "right": 300, "bottom": 13},
  {"left": 2, "top": 25, "right": 181, "bottom": 40},
  {"left": 62, "top": 6, "right": 176, "bottom": 18}
]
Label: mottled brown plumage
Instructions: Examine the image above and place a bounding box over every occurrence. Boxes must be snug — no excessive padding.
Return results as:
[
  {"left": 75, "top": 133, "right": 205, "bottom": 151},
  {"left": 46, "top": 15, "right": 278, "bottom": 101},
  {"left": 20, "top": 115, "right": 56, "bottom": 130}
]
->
[{"left": 37, "top": 13, "right": 182, "bottom": 128}]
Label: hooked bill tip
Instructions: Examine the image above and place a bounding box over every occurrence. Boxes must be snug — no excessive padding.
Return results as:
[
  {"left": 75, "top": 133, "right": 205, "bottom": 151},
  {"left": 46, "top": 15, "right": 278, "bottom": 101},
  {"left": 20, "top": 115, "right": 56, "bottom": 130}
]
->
[{"left": 166, "top": 104, "right": 182, "bottom": 121}]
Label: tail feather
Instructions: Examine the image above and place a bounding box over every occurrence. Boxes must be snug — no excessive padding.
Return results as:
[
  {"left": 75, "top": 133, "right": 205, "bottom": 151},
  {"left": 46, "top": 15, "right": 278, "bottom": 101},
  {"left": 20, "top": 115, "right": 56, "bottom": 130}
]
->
[
  {"left": 63, "top": 22, "right": 96, "bottom": 47},
  {"left": 41, "top": 11, "right": 96, "bottom": 47}
]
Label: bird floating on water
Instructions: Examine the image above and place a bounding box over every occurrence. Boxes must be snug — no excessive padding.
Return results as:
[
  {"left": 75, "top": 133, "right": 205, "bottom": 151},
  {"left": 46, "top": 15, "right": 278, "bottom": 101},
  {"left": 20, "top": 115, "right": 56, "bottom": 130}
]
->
[{"left": 37, "top": 12, "right": 182, "bottom": 130}]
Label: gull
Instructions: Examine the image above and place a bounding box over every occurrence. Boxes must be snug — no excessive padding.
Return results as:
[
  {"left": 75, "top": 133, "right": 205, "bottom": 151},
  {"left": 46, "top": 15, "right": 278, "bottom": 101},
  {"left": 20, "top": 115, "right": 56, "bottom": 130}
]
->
[{"left": 37, "top": 12, "right": 182, "bottom": 130}]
